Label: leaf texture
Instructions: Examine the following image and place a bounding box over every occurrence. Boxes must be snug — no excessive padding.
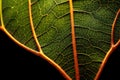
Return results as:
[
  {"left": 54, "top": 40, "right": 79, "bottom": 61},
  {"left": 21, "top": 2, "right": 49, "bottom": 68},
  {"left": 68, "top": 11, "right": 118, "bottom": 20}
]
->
[{"left": 0, "top": 0, "right": 120, "bottom": 80}]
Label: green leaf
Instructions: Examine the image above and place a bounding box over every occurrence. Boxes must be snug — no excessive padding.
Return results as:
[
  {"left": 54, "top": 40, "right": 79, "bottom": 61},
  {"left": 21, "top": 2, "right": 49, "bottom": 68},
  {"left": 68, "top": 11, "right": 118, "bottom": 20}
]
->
[{"left": 0, "top": 0, "right": 120, "bottom": 80}]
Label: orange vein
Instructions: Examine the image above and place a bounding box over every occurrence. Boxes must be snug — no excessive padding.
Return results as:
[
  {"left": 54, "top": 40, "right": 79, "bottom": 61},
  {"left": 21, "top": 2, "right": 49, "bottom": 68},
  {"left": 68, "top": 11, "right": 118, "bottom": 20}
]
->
[
  {"left": 28, "top": 0, "right": 43, "bottom": 53},
  {"left": 0, "top": 0, "right": 2, "bottom": 26},
  {"left": 111, "top": 9, "right": 120, "bottom": 46},
  {"left": 69, "top": 0, "right": 80, "bottom": 80},
  {"left": 0, "top": 26, "right": 72, "bottom": 80},
  {"left": 28, "top": 1, "right": 72, "bottom": 79},
  {"left": 94, "top": 9, "right": 120, "bottom": 80},
  {"left": 0, "top": 0, "right": 4, "bottom": 27}
]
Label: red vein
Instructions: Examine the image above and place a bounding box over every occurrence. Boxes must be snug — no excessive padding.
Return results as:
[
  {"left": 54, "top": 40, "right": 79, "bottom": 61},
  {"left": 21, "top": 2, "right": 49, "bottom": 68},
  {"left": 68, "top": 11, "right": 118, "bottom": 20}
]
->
[
  {"left": 28, "top": 0, "right": 43, "bottom": 53},
  {"left": 94, "top": 9, "right": 120, "bottom": 80},
  {"left": 69, "top": 0, "right": 80, "bottom": 80},
  {"left": 0, "top": 26, "right": 72, "bottom": 80},
  {"left": 0, "top": 0, "right": 72, "bottom": 79},
  {"left": 28, "top": 0, "right": 72, "bottom": 79},
  {"left": 111, "top": 9, "right": 120, "bottom": 46}
]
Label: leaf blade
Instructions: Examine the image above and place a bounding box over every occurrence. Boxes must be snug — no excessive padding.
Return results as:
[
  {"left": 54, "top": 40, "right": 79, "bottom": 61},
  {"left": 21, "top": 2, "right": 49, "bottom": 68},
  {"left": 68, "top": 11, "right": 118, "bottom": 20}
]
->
[{"left": 1, "top": 0, "right": 120, "bottom": 80}]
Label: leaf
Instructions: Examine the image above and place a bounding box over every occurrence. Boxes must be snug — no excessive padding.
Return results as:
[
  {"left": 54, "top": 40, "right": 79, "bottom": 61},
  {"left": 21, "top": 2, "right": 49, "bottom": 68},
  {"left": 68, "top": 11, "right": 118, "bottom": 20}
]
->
[
  {"left": 0, "top": 0, "right": 120, "bottom": 80},
  {"left": 94, "top": 9, "right": 120, "bottom": 80}
]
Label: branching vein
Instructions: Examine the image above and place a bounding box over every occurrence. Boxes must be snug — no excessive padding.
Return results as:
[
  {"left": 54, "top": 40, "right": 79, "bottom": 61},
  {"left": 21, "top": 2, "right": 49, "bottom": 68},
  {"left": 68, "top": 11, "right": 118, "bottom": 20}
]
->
[{"left": 28, "top": 0, "right": 43, "bottom": 53}]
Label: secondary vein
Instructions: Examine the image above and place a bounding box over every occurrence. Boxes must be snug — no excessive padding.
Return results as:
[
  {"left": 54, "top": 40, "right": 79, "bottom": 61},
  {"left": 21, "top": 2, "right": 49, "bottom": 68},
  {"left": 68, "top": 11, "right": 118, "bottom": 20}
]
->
[
  {"left": 0, "top": 0, "right": 4, "bottom": 27},
  {"left": 111, "top": 9, "right": 120, "bottom": 46},
  {"left": 28, "top": 0, "right": 43, "bottom": 53},
  {"left": 69, "top": 0, "right": 80, "bottom": 80},
  {"left": 0, "top": 0, "right": 1, "bottom": 23},
  {"left": 94, "top": 9, "right": 120, "bottom": 80}
]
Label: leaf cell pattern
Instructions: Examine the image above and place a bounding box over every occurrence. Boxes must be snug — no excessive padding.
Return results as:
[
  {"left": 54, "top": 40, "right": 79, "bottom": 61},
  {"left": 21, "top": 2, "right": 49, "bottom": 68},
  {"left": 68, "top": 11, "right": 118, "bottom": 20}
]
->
[{"left": 1, "top": 0, "right": 120, "bottom": 80}]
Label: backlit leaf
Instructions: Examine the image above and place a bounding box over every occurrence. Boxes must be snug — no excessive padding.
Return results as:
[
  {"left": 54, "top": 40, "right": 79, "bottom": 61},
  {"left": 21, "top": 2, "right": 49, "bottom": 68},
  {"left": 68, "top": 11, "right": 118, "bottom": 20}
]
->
[{"left": 0, "top": 0, "right": 120, "bottom": 80}]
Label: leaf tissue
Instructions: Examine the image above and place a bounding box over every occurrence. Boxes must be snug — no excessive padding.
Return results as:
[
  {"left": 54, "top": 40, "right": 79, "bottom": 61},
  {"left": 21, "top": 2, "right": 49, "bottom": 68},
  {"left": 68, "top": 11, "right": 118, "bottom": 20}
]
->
[{"left": 0, "top": 0, "right": 120, "bottom": 80}]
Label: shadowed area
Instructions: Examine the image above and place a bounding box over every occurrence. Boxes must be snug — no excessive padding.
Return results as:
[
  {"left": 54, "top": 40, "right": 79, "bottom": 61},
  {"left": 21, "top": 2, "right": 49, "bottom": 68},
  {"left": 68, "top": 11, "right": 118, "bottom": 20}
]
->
[{"left": 0, "top": 30, "right": 66, "bottom": 80}]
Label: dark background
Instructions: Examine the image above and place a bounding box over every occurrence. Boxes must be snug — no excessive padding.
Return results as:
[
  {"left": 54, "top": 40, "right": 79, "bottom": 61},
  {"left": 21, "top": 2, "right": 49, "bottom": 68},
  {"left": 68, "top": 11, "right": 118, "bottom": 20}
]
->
[{"left": 0, "top": 30, "right": 120, "bottom": 80}]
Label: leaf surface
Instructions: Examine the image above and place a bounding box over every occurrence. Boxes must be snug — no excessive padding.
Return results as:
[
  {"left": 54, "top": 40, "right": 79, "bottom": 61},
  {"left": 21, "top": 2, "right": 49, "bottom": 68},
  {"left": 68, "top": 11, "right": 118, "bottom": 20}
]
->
[{"left": 0, "top": 0, "right": 120, "bottom": 80}]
